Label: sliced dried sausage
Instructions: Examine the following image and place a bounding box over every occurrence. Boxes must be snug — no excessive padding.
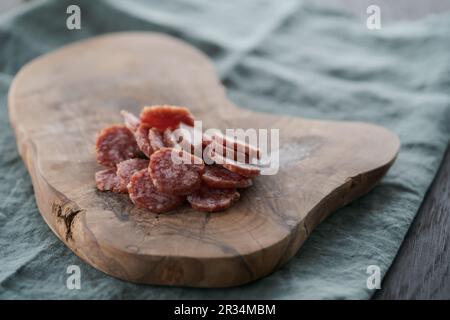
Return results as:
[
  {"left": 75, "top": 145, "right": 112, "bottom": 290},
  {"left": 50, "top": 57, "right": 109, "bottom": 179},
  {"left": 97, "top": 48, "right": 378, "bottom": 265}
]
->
[
  {"left": 205, "top": 131, "right": 261, "bottom": 160},
  {"left": 163, "top": 129, "right": 178, "bottom": 147},
  {"left": 120, "top": 110, "right": 140, "bottom": 132},
  {"left": 96, "top": 125, "right": 141, "bottom": 167},
  {"left": 95, "top": 106, "right": 262, "bottom": 213},
  {"left": 187, "top": 186, "right": 240, "bottom": 212},
  {"left": 222, "top": 161, "right": 260, "bottom": 178},
  {"left": 210, "top": 152, "right": 260, "bottom": 178},
  {"left": 135, "top": 125, "right": 153, "bottom": 158},
  {"left": 177, "top": 123, "right": 209, "bottom": 155},
  {"left": 116, "top": 158, "right": 149, "bottom": 192},
  {"left": 202, "top": 165, "right": 252, "bottom": 189},
  {"left": 204, "top": 141, "right": 250, "bottom": 163},
  {"left": 149, "top": 148, "right": 205, "bottom": 195},
  {"left": 140, "top": 105, "right": 195, "bottom": 131},
  {"left": 164, "top": 124, "right": 210, "bottom": 156},
  {"left": 128, "top": 169, "right": 185, "bottom": 213},
  {"left": 148, "top": 128, "right": 165, "bottom": 151},
  {"left": 95, "top": 169, "right": 123, "bottom": 193}
]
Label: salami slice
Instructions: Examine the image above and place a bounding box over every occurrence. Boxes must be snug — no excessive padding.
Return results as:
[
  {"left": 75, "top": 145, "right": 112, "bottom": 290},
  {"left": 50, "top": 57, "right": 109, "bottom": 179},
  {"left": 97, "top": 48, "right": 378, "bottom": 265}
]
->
[
  {"left": 205, "top": 141, "right": 250, "bottom": 164},
  {"left": 140, "top": 105, "right": 195, "bottom": 131},
  {"left": 148, "top": 128, "right": 165, "bottom": 151},
  {"left": 202, "top": 165, "right": 252, "bottom": 189},
  {"left": 187, "top": 186, "right": 240, "bottom": 212},
  {"left": 210, "top": 152, "right": 261, "bottom": 178},
  {"left": 116, "top": 158, "right": 149, "bottom": 192},
  {"left": 178, "top": 123, "right": 210, "bottom": 154},
  {"left": 96, "top": 125, "right": 141, "bottom": 167},
  {"left": 163, "top": 129, "right": 178, "bottom": 147},
  {"left": 164, "top": 124, "right": 210, "bottom": 156},
  {"left": 95, "top": 169, "right": 123, "bottom": 193},
  {"left": 206, "top": 131, "right": 261, "bottom": 160},
  {"left": 135, "top": 125, "right": 153, "bottom": 158},
  {"left": 222, "top": 161, "right": 260, "bottom": 178},
  {"left": 120, "top": 110, "right": 140, "bottom": 132},
  {"left": 128, "top": 169, "right": 185, "bottom": 213},
  {"left": 149, "top": 148, "right": 205, "bottom": 195}
]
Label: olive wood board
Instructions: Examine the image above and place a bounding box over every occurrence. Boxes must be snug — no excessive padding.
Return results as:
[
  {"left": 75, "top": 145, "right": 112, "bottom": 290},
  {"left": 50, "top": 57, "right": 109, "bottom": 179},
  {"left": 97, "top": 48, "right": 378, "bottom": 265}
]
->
[{"left": 8, "top": 32, "right": 400, "bottom": 287}]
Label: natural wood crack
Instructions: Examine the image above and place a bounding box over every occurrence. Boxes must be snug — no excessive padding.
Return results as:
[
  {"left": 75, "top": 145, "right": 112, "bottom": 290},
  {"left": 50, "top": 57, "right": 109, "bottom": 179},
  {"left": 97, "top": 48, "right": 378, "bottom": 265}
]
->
[{"left": 51, "top": 200, "right": 83, "bottom": 241}]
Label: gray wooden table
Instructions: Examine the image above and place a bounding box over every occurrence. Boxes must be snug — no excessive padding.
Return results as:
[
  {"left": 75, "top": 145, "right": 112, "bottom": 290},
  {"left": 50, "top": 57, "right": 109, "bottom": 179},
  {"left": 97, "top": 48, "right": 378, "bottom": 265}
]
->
[{"left": 2, "top": 0, "right": 449, "bottom": 299}]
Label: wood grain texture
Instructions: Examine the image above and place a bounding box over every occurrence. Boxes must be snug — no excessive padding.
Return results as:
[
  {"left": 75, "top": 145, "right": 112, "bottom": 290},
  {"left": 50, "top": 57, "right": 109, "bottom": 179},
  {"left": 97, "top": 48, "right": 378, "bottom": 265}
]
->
[{"left": 8, "top": 32, "right": 399, "bottom": 287}]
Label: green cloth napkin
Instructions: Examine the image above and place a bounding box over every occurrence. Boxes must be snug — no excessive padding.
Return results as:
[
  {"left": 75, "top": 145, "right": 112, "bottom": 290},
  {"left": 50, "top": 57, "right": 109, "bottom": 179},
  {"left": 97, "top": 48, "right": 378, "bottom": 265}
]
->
[{"left": 1, "top": 0, "right": 449, "bottom": 299}]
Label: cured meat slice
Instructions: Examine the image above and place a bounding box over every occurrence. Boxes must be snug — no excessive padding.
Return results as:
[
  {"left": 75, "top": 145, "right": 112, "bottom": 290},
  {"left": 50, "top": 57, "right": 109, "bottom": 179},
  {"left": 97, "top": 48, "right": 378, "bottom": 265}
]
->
[
  {"left": 149, "top": 148, "right": 205, "bottom": 195},
  {"left": 94, "top": 106, "right": 265, "bottom": 213},
  {"left": 177, "top": 123, "right": 210, "bottom": 155},
  {"left": 116, "top": 158, "right": 149, "bottom": 192},
  {"left": 222, "top": 161, "right": 260, "bottom": 178},
  {"left": 128, "top": 169, "right": 185, "bottom": 213},
  {"left": 95, "top": 169, "right": 123, "bottom": 193},
  {"left": 187, "top": 186, "right": 240, "bottom": 212},
  {"left": 202, "top": 165, "right": 252, "bottom": 189},
  {"left": 210, "top": 152, "right": 261, "bottom": 178},
  {"left": 135, "top": 125, "right": 152, "bottom": 158},
  {"left": 163, "top": 129, "right": 178, "bottom": 147},
  {"left": 120, "top": 110, "right": 140, "bottom": 132},
  {"left": 164, "top": 124, "right": 210, "bottom": 156},
  {"left": 222, "top": 162, "right": 260, "bottom": 178},
  {"left": 148, "top": 128, "right": 165, "bottom": 151},
  {"left": 121, "top": 110, "right": 161, "bottom": 158},
  {"left": 140, "top": 105, "right": 195, "bottom": 131},
  {"left": 96, "top": 125, "right": 141, "bottom": 167},
  {"left": 206, "top": 131, "right": 261, "bottom": 160},
  {"left": 205, "top": 141, "right": 250, "bottom": 164}
]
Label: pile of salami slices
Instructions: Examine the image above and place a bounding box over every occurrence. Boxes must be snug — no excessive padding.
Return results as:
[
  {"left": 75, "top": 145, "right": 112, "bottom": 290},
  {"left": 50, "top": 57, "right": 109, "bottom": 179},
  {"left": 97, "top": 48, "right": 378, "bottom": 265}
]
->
[{"left": 95, "top": 105, "right": 261, "bottom": 213}]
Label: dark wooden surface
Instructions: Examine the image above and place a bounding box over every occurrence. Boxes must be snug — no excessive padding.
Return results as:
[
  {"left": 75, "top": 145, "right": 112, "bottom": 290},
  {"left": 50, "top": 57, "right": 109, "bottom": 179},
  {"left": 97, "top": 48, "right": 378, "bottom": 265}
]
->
[{"left": 3, "top": 0, "right": 450, "bottom": 298}]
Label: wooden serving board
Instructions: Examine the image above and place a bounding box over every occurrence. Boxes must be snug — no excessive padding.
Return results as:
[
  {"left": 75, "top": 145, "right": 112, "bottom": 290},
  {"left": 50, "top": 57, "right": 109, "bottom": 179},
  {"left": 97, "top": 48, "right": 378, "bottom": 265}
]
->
[{"left": 8, "top": 32, "right": 400, "bottom": 287}]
